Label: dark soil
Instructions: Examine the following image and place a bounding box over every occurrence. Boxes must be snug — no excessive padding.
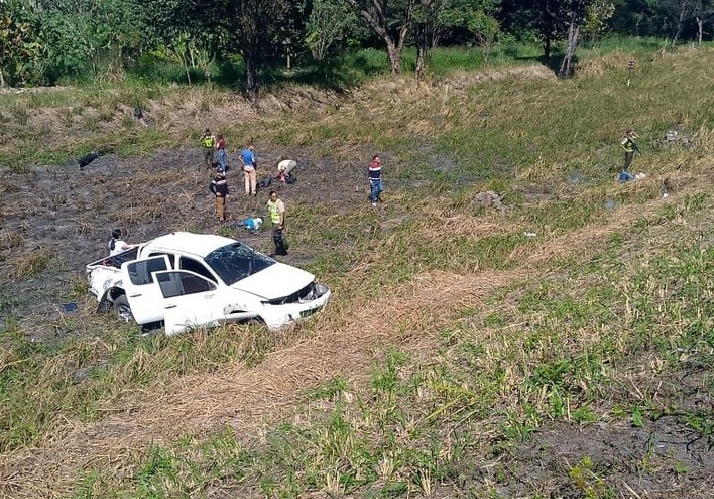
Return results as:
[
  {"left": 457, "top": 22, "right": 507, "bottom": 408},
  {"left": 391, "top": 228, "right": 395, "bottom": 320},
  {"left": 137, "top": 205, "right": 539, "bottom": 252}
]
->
[
  {"left": 478, "top": 368, "right": 714, "bottom": 499},
  {"left": 0, "top": 147, "right": 370, "bottom": 339}
]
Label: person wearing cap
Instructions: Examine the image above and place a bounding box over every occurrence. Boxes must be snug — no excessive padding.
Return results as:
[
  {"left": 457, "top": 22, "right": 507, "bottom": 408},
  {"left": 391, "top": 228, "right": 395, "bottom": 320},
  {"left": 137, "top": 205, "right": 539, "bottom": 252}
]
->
[
  {"left": 620, "top": 127, "right": 639, "bottom": 171},
  {"left": 200, "top": 128, "right": 216, "bottom": 169},
  {"left": 211, "top": 170, "right": 229, "bottom": 221}
]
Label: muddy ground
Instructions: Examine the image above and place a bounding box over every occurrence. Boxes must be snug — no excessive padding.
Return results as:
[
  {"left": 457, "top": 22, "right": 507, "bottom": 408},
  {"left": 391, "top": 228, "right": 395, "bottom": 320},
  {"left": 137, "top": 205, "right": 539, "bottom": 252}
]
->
[{"left": 0, "top": 147, "right": 376, "bottom": 338}]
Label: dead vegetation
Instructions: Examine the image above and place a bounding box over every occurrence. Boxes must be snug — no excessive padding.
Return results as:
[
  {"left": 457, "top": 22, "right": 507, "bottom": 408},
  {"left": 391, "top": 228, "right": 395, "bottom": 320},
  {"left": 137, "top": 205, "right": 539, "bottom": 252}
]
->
[{"left": 1, "top": 49, "right": 713, "bottom": 497}]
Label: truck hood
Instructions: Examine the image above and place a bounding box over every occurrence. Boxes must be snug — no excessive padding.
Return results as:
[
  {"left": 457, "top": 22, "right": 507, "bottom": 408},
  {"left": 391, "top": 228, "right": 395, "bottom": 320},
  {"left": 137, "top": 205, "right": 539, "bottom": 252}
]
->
[{"left": 231, "top": 262, "right": 315, "bottom": 299}]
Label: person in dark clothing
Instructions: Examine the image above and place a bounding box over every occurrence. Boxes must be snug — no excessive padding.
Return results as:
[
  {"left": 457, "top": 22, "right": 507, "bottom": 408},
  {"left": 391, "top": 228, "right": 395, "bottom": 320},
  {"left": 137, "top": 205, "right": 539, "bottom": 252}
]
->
[{"left": 211, "top": 171, "right": 229, "bottom": 221}]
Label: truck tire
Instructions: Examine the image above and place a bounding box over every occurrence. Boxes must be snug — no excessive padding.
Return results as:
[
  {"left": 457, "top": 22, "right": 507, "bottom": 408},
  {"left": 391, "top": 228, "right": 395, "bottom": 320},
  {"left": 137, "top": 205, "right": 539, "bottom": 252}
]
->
[{"left": 113, "top": 295, "right": 135, "bottom": 323}]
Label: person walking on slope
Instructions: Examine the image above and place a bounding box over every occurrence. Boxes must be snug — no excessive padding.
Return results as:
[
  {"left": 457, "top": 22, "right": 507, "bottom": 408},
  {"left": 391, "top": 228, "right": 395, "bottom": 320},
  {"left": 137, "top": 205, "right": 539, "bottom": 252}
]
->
[
  {"left": 200, "top": 128, "right": 216, "bottom": 169},
  {"left": 620, "top": 127, "right": 639, "bottom": 171},
  {"left": 210, "top": 170, "right": 229, "bottom": 221},
  {"left": 240, "top": 142, "right": 258, "bottom": 196},
  {"left": 368, "top": 154, "right": 383, "bottom": 206},
  {"left": 216, "top": 134, "right": 228, "bottom": 172},
  {"left": 266, "top": 190, "right": 288, "bottom": 256}
]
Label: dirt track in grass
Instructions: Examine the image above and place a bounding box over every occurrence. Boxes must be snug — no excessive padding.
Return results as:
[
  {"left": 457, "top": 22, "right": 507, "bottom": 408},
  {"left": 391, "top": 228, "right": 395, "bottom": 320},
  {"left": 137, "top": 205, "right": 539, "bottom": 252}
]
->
[{"left": 1, "top": 65, "right": 713, "bottom": 497}]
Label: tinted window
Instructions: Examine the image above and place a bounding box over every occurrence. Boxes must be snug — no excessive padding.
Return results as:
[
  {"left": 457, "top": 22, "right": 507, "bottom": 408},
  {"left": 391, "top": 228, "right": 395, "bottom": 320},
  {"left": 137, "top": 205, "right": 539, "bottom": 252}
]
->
[
  {"left": 157, "top": 271, "right": 216, "bottom": 298},
  {"left": 179, "top": 257, "right": 217, "bottom": 283},
  {"left": 147, "top": 252, "right": 175, "bottom": 267},
  {"left": 205, "top": 243, "right": 275, "bottom": 285},
  {"left": 127, "top": 257, "right": 168, "bottom": 285}
]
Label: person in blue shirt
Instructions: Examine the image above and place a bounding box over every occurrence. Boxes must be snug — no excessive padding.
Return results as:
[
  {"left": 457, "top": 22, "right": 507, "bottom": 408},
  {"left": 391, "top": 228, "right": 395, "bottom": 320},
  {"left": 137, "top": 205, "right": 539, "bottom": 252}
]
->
[{"left": 240, "top": 142, "right": 258, "bottom": 196}]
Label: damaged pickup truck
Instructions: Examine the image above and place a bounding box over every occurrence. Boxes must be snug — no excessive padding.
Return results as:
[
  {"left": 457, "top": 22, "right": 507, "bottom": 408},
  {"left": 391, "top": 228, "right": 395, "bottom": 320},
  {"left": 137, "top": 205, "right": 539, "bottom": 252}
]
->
[{"left": 86, "top": 232, "right": 331, "bottom": 334}]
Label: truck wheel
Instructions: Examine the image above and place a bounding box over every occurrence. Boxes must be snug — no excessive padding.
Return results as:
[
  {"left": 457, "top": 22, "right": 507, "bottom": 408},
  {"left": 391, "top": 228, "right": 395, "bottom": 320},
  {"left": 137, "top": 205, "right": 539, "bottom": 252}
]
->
[{"left": 113, "top": 295, "right": 135, "bottom": 323}]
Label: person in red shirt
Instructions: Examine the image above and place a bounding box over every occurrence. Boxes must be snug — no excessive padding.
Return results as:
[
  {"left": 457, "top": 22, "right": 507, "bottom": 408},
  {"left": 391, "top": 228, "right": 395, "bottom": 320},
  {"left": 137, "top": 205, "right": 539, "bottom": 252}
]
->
[{"left": 368, "top": 154, "right": 383, "bottom": 206}]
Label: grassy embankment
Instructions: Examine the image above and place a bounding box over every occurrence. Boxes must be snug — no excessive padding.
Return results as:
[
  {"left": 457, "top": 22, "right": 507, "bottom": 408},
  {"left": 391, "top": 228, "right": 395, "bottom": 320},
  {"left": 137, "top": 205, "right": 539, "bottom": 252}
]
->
[{"left": 1, "top": 39, "right": 714, "bottom": 497}]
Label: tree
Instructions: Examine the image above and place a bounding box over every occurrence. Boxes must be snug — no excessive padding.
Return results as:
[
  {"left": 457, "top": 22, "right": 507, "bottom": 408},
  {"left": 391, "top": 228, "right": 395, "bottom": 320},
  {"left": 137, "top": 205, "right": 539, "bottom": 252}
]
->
[
  {"left": 31, "top": 0, "right": 144, "bottom": 82},
  {"left": 663, "top": 0, "right": 693, "bottom": 47},
  {"left": 558, "top": 0, "right": 587, "bottom": 79},
  {"left": 140, "top": 0, "right": 291, "bottom": 102},
  {"left": 507, "top": 0, "right": 567, "bottom": 60},
  {"left": 692, "top": 0, "right": 714, "bottom": 44},
  {"left": 345, "top": 0, "right": 416, "bottom": 74},
  {"left": 0, "top": 1, "right": 42, "bottom": 87},
  {"left": 305, "top": 0, "right": 362, "bottom": 60},
  {"left": 413, "top": 0, "right": 438, "bottom": 80}
]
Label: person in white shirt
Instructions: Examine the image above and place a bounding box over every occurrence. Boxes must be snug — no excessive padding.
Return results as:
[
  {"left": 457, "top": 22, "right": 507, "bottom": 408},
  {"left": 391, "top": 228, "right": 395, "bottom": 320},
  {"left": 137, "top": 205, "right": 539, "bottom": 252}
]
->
[
  {"left": 108, "top": 228, "right": 135, "bottom": 256},
  {"left": 275, "top": 158, "right": 297, "bottom": 183}
]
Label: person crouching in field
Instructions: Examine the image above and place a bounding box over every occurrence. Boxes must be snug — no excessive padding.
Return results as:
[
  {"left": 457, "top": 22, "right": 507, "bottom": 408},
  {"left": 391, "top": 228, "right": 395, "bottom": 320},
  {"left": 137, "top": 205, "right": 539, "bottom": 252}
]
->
[
  {"left": 274, "top": 157, "right": 297, "bottom": 183},
  {"left": 210, "top": 171, "right": 229, "bottom": 221}
]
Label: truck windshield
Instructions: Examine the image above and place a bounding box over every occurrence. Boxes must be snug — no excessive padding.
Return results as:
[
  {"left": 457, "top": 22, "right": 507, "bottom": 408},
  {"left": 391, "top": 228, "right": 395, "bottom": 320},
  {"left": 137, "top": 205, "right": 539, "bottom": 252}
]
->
[{"left": 204, "top": 243, "right": 275, "bottom": 285}]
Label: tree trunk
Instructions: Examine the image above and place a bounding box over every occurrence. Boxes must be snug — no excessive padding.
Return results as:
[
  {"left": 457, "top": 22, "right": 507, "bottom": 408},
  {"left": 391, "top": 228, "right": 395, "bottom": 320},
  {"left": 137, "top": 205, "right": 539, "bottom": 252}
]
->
[
  {"left": 672, "top": 2, "right": 688, "bottom": 48},
  {"left": 347, "top": 0, "right": 414, "bottom": 75},
  {"left": 415, "top": 22, "right": 428, "bottom": 81},
  {"left": 415, "top": 44, "right": 426, "bottom": 81},
  {"left": 558, "top": 11, "right": 581, "bottom": 79},
  {"left": 544, "top": 36, "right": 551, "bottom": 60},
  {"left": 385, "top": 38, "right": 402, "bottom": 75},
  {"left": 244, "top": 53, "right": 259, "bottom": 106},
  {"left": 697, "top": 17, "right": 703, "bottom": 46}
]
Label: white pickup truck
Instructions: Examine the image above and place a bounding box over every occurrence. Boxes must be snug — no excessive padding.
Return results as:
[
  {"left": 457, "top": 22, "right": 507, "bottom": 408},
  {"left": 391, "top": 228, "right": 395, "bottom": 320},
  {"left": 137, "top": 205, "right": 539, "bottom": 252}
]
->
[{"left": 86, "top": 232, "right": 331, "bottom": 334}]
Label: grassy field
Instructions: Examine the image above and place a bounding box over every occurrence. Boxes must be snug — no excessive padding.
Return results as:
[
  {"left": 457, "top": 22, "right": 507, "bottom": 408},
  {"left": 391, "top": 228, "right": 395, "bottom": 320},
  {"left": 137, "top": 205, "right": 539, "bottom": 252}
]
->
[{"left": 1, "top": 40, "right": 714, "bottom": 498}]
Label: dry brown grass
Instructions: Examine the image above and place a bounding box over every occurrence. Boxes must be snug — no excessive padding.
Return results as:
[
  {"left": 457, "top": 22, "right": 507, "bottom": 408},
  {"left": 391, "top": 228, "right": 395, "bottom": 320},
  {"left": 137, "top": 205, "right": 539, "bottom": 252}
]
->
[
  {"left": 11, "top": 248, "right": 56, "bottom": 278},
  {"left": 0, "top": 171, "right": 708, "bottom": 497}
]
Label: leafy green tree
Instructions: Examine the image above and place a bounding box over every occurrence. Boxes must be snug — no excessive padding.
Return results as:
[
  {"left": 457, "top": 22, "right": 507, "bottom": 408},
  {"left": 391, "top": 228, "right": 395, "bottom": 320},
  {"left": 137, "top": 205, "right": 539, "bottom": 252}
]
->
[
  {"left": 31, "top": 0, "right": 143, "bottom": 82},
  {"left": 305, "top": 0, "right": 362, "bottom": 60},
  {"left": 412, "top": 0, "right": 499, "bottom": 79},
  {"left": 346, "top": 0, "right": 416, "bottom": 74},
  {"left": 140, "top": 0, "right": 291, "bottom": 102},
  {"left": 0, "top": 0, "right": 42, "bottom": 87}
]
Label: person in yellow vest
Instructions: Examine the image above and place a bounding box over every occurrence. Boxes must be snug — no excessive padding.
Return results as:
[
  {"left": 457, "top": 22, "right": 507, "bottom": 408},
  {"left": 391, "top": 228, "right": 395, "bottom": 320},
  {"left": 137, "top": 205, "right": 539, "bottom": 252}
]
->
[
  {"left": 620, "top": 127, "right": 639, "bottom": 171},
  {"left": 266, "top": 190, "right": 288, "bottom": 256},
  {"left": 200, "top": 128, "right": 216, "bottom": 169}
]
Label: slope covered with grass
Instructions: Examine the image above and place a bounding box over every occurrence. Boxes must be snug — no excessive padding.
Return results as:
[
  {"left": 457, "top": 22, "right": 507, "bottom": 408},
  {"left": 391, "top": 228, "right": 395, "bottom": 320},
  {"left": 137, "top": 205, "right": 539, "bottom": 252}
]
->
[{"left": 1, "top": 43, "right": 713, "bottom": 498}]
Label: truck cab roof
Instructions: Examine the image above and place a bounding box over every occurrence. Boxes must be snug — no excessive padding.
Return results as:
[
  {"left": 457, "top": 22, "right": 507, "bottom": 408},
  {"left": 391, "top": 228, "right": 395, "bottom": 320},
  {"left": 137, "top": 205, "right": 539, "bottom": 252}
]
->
[{"left": 143, "top": 232, "right": 237, "bottom": 259}]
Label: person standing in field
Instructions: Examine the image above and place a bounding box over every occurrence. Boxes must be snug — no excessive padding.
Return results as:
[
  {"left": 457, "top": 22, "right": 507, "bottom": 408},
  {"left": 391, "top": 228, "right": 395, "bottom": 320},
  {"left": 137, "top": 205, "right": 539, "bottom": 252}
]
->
[
  {"left": 210, "top": 170, "right": 229, "bottom": 221},
  {"left": 216, "top": 134, "right": 227, "bottom": 172},
  {"left": 240, "top": 141, "right": 258, "bottom": 196},
  {"left": 266, "top": 190, "right": 288, "bottom": 256},
  {"left": 200, "top": 128, "right": 216, "bottom": 169},
  {"left": 620, "top": 127, "right": 639, "bottom": 171},
  {"left": 368, "top": 153, "right": 383, "bottom": 206}
]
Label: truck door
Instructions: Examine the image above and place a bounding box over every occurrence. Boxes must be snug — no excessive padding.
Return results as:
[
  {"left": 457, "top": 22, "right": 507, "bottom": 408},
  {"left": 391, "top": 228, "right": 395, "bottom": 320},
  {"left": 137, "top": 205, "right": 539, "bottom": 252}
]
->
[
  {"left": 120, "top": 255, "right": 171, "bottom": 325},
  {"left": 153, "top": 270, "right": 225, "bottom": 335}
]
